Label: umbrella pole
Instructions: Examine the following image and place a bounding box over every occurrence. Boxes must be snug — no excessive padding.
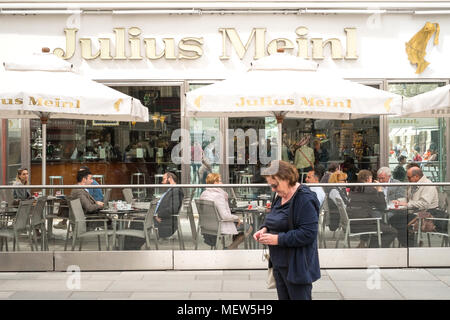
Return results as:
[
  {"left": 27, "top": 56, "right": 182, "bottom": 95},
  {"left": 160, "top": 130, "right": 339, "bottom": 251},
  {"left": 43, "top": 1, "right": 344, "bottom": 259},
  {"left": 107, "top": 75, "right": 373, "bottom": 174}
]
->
[
  {"left": 275, "top": 115, "right": 284, "bottom": 161},
  {"left": 41, "top": 116, "right": 48, "bottom": 195}
]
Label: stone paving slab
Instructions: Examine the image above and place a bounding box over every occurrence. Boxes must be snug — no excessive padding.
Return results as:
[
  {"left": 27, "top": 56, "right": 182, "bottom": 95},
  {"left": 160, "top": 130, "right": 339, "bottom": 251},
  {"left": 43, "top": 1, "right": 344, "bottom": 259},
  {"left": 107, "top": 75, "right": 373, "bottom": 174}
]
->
[
  {"left": 389, "top": 281, "right": 450, "bottom": 300},
  {"left": 69, "top": 291, "right": 133, "bottom": 300},
  {"left": 129, "top": 292, "right": 191, "bottom": 300},
  {"left": 312, "top": 280, "right": 339, "bottom": 293},
  {"left": 312, "top": 292, "right": 342, "bottom": 300},
  {"left": 0, "top": 280, "right": 113, "bottom": 292},
  {"left": 8, "top": 291, "right": 72, "bottom": 300},
  {"left": 0, "top": 291, "right": 14, "bottom": 299},
  {"left": 426, "top": 268, "right": 450, "bottom": 276},
  {"left": 327, "top": 269, "right": 381, "bottom": 281},
  {"left": 107, "top": 279, "right": 223, "bottom": 292},
  {"left": 333, "top": 280, "right": 404, "bottom": 300},
  {"left": 222, "top": 279, "right": 274, "bottom": 292},
  {"left": 381, "top": 269, "right": 439, "bottom": 281},
  {"left": 190, "top": 292, "right": 251, "bottom": 300}
]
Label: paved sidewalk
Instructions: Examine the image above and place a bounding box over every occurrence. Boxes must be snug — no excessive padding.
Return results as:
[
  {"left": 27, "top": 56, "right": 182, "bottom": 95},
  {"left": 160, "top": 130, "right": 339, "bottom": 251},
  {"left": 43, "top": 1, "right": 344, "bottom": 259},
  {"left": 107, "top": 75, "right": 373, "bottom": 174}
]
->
[{"left": 0, "top": 268, "right": 448, "bottom": 300}]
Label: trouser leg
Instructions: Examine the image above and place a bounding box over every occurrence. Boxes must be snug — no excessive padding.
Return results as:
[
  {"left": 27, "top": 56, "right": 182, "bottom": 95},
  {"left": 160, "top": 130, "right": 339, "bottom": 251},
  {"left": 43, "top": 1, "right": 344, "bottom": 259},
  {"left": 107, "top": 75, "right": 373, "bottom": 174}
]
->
[{"left": 273, "top": 266, "right": 312, "bottom": 300}]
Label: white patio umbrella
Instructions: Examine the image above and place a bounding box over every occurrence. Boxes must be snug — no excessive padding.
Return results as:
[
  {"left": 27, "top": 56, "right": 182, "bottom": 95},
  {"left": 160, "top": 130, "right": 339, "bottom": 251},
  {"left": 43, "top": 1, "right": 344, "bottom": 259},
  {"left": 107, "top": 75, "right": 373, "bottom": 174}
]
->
[
  {"left": 0, "top": 50, "right": 149, "bottom": 186},
  {"left": 186, "top": 53, "right": 403, "bottom": 158},
  {"left": 402, "top": 84, "right": 450, "bottom": 117}
]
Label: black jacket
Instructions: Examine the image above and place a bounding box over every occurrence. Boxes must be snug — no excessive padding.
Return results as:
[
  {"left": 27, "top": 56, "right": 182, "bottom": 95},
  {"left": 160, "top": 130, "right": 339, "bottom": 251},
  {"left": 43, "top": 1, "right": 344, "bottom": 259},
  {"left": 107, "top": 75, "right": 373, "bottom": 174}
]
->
[{"left": 155, "top": 187, "right": 184, "bottom": 238}]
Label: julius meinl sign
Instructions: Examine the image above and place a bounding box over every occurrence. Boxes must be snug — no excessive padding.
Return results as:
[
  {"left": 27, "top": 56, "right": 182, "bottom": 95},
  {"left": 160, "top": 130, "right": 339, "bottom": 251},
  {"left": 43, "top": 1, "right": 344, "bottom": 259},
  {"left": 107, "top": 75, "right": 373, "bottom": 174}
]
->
[{"left": 53, "top": 26, "right": 358, "bottom": 61}]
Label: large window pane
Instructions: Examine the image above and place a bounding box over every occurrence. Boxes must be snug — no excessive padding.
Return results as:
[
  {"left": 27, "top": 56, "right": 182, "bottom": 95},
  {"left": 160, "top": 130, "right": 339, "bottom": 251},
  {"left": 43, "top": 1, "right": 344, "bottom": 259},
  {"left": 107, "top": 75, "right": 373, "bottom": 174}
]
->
[{"left": 387, "top": 82, "right": 446, "bottom": 182}]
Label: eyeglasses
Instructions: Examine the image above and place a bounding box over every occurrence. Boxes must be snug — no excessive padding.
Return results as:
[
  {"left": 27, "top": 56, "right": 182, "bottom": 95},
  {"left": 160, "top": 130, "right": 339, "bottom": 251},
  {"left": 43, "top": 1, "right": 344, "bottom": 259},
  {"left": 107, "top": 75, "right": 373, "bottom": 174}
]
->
[{"left": 270, "top": 183, "right": 279, "bottom": 189}]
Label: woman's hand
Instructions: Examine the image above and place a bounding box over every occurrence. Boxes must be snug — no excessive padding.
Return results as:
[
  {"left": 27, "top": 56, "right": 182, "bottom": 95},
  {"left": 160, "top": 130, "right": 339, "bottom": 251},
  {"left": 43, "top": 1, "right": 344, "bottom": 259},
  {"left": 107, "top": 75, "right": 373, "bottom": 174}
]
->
[
  {"left": 236, "top": 219, "right": 243, "bottom": 227},
  {"left": 253, "top": 227, "right": 267, "bottom": 241},
  {"left": 258, "top": 233, "right": 278, "bottom": 246}
]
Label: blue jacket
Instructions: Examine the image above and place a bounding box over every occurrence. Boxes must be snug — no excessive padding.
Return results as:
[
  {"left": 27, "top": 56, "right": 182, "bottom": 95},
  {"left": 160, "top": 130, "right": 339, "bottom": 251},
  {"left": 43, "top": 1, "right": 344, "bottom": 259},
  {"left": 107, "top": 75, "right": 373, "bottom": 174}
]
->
[
  {"left": 262, "top": 185, "right": 321, "bottom": 285},
  {"left": 87, "top": 180, "right": 104, "bottom": 202}
]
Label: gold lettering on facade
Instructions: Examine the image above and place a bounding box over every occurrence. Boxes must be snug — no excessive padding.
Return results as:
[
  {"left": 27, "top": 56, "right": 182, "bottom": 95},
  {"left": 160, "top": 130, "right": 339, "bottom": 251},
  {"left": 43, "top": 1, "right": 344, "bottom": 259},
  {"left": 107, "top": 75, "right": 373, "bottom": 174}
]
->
[
  {"left": 113, "top": 28, "right": 127, "bottom": 60},
  {"left": 344, "top": 28, "right": 358, "bottom": 60},
  {"left": 267, "top": 38, "right": 294, "bottom": 55},
  {"left": 53, "top": 26, "right": 357, "bottom": 61},
  {"left": 219, "top": 28, "right": 266, "bottom": 60},
  {"left": 79, "top": 38, "right": 101, "bottom": 60},
  {"left": 178, "top": 37, "right": 204, "bottom": 59},
  {"left": 53, "top": 28, "right": 77, "bottom": 59},
  {"left": 128, "top": 27, "right": 143, "bottom": 60},
  {"left": 144, "top": 38, "right": 176, "bottom": 60},
  {"left": 311, "top": 38, "right": 343, "bottom": 60},
  {"left": 295, "top": 27, "right": 310, "bottom": 59}
]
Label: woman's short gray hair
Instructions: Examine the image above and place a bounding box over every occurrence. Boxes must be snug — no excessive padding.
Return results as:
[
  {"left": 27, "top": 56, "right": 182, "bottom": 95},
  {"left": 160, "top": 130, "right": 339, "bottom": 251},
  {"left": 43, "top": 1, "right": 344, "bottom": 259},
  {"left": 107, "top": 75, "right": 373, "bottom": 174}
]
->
[{"left": 377, "top": 167, "right": 391, "bottom": 177}]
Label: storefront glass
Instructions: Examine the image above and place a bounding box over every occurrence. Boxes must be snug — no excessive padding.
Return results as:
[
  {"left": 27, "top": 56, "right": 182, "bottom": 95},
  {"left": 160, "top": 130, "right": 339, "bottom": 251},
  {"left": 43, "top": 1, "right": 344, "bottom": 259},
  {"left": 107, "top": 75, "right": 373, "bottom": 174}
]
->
[
  {"left": 7, "top": 119, "right": 22, "bottom": 184},
  {"left": 29, "top": 85, "right": 181, "bottom": 199},
  {"left": 387, "top": 82, "right": 447, "bottom": 182},
  {"left": 282, "top": 117, "right": 380, "bottom": 182},
  {"left": 228, "top": 116, "right": 277, "bottom": 199}
]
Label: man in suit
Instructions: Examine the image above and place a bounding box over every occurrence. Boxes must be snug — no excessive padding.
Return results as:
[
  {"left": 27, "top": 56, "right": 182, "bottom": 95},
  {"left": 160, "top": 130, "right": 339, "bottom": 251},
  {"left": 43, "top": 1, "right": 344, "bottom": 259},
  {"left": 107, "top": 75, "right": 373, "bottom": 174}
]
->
[
  {"left": 376, "top": 167, "right": 406, "bottom": 207},
  {"left": 70, "top": 170, "right": 104, "bottom": 214},
  {"left": 123, "top": 171, "right": 184, "bottom": 250},
  {"left": 153, "top": 172, "right": 184, "bottom": 238}
]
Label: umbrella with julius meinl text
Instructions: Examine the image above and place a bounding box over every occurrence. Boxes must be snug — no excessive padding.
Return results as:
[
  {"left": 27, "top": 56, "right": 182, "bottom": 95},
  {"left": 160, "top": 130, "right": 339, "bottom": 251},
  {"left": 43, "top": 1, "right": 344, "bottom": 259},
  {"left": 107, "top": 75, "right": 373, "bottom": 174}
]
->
[
  {"left": 401, "top": 84, "right": 450, "bottom": 117},
  {"left": 186, "top": 52, "right": 404, "bottom": 160},
  {"left": 0, "top": 48, "right": 149, "bottom": 187}
]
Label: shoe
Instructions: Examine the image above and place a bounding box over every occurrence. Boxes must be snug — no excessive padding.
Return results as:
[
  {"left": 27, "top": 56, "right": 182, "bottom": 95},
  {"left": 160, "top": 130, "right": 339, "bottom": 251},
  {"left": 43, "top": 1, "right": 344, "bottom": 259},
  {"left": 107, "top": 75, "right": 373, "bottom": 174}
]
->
[
  {"left": 227, "top": 233, "right": 245, "bottom": 249},
  {"left": 356, "top": 240, "right": 367, "bottom": 248},
  {"left": 244, "top": 225, "right": 254, "bottom": 238},
  {"left": 54, "top": 221, "right": 67, "bottom": 229}
]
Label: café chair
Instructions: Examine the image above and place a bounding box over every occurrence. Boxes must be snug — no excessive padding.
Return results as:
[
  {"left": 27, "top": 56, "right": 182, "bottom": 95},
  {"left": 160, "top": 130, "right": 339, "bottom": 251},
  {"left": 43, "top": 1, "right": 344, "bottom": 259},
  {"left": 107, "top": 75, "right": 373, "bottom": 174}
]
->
[
  {"left": 194, "top": 199, "right": 235, "bottom": 250},
  {"left": 334, "top": 197, "right": 382, "bottom": 248},
  {"left": 318, "top": 196, "right": 330, "bottom": 248},
  {"left": 414, "top": 192, "right": 450, "bottom": 247},
  {"left": 29, "top": 196, "right": 48, "bottom": 251},
  {"left": 64, "top": 198, "right": 114, "bottom": 251},
  {"left": 103, "top": 188, "right": 112, "bottom": 209},
  {"left": 122, "top": 188, "right": 134, "bottom": 204},
  {"left": 0, "top": 199, "right": 34, "bottom": 251},
  {"left": 112, "top": 202, "right": 159, "bottom": 250}
]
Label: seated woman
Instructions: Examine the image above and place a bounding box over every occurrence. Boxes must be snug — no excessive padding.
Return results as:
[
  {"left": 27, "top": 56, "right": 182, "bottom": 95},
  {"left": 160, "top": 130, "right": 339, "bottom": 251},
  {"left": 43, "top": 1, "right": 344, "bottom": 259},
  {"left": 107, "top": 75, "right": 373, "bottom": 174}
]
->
[
  {"left": 199, "top": 173, "right": 252, "bottom": 249},
  {"left": 13, "top": 168, "right": 32, "bottom": 203},
  {"left": 325, "top": 171, "right": 350, "bottom": 232},
  {"left": 347, "top": 170, "right": 397, "bottom": 248}
]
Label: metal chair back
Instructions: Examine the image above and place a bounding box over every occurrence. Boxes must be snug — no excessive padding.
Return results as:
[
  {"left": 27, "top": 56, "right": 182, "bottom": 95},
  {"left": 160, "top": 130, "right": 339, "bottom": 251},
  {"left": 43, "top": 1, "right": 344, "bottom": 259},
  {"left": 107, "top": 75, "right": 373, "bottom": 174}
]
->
[
  {"left": 0, "top": 189, "right": 15, "bottom": 206},
  {"left": 103, "top": 188, "right": 112, "bottom": 208},
  {"left": 194, "top": 199, "right": 220, "bottom": 236},
  {"left": 69, "top": 198, "right": 87, "bottom": 235},
  {"left": 14, "top": 200, "right": 34, "bottom": 231},
  {"left": 143, "top": 202, "right": 158, "bottom": 230},
  {"left": 30, "top": 196, "right": 47, "bottom": 227},
  {"left": 122, "top": 188, "right": 133, "bottom": 204},
  {"left": 335, "top": 197, "right": 349, "bottom": 230}
]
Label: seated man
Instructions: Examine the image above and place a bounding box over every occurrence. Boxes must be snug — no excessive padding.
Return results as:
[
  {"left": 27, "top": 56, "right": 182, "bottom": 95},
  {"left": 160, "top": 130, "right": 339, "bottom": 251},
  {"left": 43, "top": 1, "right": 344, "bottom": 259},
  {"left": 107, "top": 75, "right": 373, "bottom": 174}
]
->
[
  {"left": 305, "top": 165, "right": 326, "bottom": 206},
  {"left": 123, "top": 172, "right": 184, "bottom": 250},
  {"left": 390, "top": 167, "right": 439, "bottom": 247},
  {"left": 79, "top": 166, "right": 104, "bottom": 202},
  {"left": 70, "top": 170, "right": 104, "bottom": 214}
]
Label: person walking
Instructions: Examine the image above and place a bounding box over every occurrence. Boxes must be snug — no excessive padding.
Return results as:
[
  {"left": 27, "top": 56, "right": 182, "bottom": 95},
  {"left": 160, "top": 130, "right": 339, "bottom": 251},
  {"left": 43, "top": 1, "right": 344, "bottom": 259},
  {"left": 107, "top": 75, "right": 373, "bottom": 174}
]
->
[{"left": 254, "top": 160, "right": 320, "bottom": 300}]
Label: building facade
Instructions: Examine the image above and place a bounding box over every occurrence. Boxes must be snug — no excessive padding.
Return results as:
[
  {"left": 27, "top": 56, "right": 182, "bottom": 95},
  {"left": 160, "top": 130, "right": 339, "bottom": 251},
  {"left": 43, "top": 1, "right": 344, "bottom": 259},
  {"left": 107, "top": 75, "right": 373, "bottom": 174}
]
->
[{"left": 0, "top": 1, "right": 449, "bottom": 270}]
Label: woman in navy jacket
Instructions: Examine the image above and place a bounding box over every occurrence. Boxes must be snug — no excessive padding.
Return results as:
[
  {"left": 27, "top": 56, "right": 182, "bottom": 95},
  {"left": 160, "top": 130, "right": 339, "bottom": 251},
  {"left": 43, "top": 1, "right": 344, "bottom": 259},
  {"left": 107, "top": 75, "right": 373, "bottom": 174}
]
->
[{"left": 254, "top": 160, "right": 320, "bottom": 300}]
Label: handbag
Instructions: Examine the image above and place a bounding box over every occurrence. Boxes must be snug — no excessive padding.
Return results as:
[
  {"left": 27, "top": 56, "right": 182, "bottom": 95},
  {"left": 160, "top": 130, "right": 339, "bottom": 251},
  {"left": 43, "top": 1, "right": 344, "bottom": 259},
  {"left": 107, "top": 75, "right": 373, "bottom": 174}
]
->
[
  {"left": 263, "top": 247, "right": 276, "bottom": 289},
  {"left": 408, "top": 211, "right": 436, "bottom": 233}
]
